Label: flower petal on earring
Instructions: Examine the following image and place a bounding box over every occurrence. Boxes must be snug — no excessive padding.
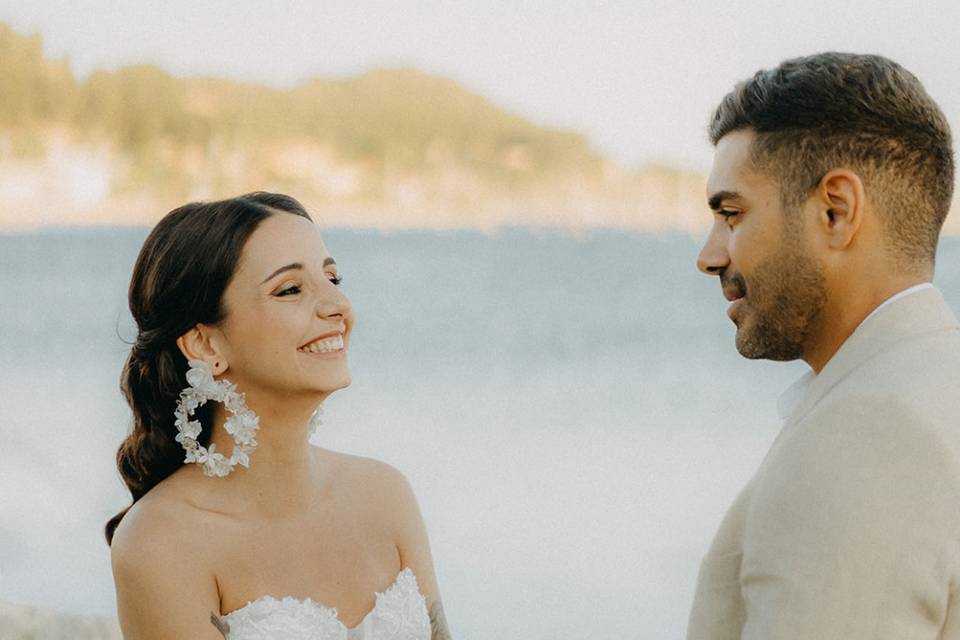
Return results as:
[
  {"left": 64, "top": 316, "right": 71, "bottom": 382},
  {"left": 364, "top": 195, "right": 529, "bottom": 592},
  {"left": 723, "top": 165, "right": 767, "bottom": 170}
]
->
[
  {"left": 174, "top": 360, "right": 260, "bottom": 478},
  {"left": 308, "top": 405, "right": 324, "bottom": 437}
]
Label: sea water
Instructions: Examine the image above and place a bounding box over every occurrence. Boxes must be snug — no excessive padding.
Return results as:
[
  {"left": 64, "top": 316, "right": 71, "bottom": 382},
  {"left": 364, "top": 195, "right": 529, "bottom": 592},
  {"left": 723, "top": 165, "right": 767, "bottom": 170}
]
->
[{"left": 1, "top": 228, "right": 958, "bottom": 638}]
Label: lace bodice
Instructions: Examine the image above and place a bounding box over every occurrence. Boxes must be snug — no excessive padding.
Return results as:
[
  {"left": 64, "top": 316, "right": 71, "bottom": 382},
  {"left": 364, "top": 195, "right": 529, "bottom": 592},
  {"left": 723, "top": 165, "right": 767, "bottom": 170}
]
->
[{"left": 220, "top": 568, "right": 430, "bottom": 640}]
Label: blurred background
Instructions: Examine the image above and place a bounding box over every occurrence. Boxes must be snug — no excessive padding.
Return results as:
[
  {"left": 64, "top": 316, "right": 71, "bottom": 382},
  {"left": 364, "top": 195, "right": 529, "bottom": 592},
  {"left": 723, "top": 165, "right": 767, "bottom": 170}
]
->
[{"left": 1, "top": 2, "right": 959, "bottom": 638}]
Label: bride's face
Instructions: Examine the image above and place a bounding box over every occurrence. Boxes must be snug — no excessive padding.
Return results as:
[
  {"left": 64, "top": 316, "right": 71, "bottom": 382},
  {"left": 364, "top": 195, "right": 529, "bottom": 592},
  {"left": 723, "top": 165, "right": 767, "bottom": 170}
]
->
[{"left": 214, "top": 212, "right": 353, "bottom": 397}]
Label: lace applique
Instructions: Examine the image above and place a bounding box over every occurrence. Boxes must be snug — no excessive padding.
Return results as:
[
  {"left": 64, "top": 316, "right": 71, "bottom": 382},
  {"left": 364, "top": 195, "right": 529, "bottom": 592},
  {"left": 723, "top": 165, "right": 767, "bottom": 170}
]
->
[
  {"left": 222, "top": 595, "right": 346, "bottom": 640},
  {"left": 222, "top": 568, "right": 429, "bottom": 640},
  {"left": 349, "top": 569, "right": 430, "bottom": 640}
]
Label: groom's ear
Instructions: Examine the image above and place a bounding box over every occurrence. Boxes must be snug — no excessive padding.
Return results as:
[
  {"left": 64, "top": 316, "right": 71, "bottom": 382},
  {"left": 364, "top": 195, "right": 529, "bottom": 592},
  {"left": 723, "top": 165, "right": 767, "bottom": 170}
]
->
[
  {"left": 811, "top": 169, "right": 865, "bottom": 251},
  {"left": 176, "top": 325, "right": 228, "bottom": 374}
]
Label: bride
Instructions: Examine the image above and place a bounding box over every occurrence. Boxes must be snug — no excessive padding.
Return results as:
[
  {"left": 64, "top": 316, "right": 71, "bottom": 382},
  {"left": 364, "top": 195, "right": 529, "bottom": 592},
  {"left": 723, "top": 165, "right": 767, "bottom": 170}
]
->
[{"left": 106, "top": 192, "right": 451, "bottom": 639}]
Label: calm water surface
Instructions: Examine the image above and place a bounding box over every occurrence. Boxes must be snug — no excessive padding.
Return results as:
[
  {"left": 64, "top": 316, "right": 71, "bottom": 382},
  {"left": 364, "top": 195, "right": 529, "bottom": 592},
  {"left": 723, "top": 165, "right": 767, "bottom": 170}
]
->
[{"left": 1, "top": 228, "right": 958, "bottom": 638}]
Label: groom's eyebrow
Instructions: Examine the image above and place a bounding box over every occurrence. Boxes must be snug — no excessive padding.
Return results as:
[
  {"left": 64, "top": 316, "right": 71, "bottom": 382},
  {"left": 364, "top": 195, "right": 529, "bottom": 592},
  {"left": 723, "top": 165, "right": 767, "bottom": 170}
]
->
[{"left": 708, "top": 190, "right": 742, "bottom": 211}]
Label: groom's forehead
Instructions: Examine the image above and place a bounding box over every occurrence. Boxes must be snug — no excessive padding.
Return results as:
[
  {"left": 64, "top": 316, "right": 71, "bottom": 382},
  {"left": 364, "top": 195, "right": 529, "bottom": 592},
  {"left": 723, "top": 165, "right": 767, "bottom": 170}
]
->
[
  {"left": 707, "top": 130, "right": 776, "bottom": 203},
  {"left": 708, "top": 131, "right": 753, "bottom": 184}
]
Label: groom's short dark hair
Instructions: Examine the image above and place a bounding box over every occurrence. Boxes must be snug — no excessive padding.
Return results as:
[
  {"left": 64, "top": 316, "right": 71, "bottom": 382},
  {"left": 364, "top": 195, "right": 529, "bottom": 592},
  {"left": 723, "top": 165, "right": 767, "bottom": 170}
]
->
[{"left": 709, "top": 52, "right": 954, "bottom": 268}]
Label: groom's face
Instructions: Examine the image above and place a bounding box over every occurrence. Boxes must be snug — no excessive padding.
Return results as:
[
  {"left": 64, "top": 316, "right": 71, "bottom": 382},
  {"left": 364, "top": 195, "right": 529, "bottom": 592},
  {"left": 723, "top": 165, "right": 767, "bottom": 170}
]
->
[{"left": 697, "top": 129, "right": 827, "bottom": 361}]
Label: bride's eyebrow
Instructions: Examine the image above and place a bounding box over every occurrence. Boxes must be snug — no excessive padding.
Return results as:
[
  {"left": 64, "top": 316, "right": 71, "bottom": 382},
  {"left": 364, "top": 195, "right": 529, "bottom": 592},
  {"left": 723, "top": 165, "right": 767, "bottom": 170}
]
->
[
  {"left": 260, "top": 257, "right": 337, "bottom": 284},
  {"left": 260, "top": 262, "right": 303, "bottom": 284}
]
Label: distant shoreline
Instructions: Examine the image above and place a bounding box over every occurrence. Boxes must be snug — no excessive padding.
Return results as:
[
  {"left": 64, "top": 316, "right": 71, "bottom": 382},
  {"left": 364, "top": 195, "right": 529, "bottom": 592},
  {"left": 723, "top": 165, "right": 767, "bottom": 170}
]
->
[{"left": 2, "top": 219, "right": 959, "bottom": 237}]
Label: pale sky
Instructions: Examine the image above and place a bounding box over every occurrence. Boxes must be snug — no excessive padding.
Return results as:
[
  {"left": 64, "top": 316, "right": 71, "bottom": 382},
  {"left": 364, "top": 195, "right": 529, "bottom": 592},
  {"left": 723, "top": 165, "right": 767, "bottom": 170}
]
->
[{"left": 2, "top": 0, "right": 959, "bottom": 172}]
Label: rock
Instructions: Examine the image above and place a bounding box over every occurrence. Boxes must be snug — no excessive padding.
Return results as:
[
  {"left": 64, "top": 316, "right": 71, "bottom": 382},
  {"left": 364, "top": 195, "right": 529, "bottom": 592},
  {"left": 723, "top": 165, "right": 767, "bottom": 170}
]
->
[{"left": 0, "top": 601, "right": 122, "bottom": 639}]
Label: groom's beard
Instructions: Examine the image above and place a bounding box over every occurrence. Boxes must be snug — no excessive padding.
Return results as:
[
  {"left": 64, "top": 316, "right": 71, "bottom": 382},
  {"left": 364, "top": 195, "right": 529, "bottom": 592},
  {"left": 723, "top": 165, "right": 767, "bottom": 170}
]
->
[{"left": 724, "top": 232, "right": 828, "bottom": 362}]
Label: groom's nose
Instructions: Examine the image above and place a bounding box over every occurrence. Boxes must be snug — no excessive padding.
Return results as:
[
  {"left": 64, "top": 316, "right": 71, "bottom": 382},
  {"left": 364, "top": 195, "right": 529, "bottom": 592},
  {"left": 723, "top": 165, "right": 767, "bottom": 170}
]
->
[{"left": 697, "top": 223, "right": 730, "bottom": 275}]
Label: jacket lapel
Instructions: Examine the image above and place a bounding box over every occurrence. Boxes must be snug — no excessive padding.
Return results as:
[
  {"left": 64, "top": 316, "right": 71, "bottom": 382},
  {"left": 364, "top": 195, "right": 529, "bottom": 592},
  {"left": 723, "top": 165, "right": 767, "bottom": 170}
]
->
[{"left": 782, "top": 287, "right": 959, "bottom": 428}]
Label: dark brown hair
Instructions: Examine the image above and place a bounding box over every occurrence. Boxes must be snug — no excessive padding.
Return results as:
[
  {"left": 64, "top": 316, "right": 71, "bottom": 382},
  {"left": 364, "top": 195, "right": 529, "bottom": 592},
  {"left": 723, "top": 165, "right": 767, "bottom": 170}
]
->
[
  {"left": 710, "top": 52, "right": 954, "bottom": 268},
  {"left": 105, "top": 192, "right": 311, "bottom": 544}
]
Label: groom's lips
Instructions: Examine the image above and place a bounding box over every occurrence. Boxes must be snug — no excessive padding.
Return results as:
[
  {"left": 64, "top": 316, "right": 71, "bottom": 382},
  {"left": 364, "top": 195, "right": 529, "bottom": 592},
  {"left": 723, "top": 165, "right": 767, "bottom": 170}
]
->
[
  {"left": 727, "top": 298, "right": 745, "bottom": 320},
  {"left": 723, "top": 287, "right": 746, "bottom": 321},
  {"left": 722, "top": 286, "right": 744, "bottom": 302}
]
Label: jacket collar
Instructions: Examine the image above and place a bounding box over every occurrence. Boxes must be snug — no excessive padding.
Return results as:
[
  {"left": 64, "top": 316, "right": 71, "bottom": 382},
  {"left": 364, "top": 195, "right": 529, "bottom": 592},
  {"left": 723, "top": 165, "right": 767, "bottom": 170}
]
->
[{"left": 780, "top": 287, "right": 958, "bottom": 426}]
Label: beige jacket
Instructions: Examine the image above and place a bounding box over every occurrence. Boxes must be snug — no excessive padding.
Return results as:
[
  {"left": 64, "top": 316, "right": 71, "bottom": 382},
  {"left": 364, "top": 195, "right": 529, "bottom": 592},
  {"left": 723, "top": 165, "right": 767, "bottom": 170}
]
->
[{"left": 687, "top": 287, "right": 960, "bottom": 639}]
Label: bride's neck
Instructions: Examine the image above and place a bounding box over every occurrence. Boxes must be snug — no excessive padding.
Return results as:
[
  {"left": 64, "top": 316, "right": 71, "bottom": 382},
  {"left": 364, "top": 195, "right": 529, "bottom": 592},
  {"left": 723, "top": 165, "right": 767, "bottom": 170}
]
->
[{"left": 206, "top": 390, "right": 328, "bottom": 513}]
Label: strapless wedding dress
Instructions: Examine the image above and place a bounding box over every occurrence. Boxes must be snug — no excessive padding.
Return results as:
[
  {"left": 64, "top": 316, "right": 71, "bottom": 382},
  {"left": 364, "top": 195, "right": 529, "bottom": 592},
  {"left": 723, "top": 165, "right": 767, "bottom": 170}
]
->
[{"left": 220, "top": 567, "right": 430, "bottom": 640}]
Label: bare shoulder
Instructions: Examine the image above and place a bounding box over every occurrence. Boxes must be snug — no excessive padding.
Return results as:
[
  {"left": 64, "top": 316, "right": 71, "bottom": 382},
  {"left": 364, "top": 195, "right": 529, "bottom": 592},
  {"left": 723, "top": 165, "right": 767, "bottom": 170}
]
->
[
  {"left": 111, "top": 486, "right": 214, "bottom": 596},
  {"left": 319, "top": 448, "right": 427, "bottom": 549},
  {"left": 112, "top": 489, "right": 198, "bottom": 560},
  {"left": 317, "top": 448, "right": 443, "bottom": 614},
  {"left": 111, "top": 484, "right": 223, "bottom": 639},
  {"left": 318, "top": 448, "right": 417, "bottom": 505}
]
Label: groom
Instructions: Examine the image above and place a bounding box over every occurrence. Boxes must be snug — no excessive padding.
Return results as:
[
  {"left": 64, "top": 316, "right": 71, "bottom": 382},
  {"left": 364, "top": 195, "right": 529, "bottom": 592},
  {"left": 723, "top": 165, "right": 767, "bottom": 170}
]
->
[{"left": 689, "top": 53, "right": 960, "bottom": 638}]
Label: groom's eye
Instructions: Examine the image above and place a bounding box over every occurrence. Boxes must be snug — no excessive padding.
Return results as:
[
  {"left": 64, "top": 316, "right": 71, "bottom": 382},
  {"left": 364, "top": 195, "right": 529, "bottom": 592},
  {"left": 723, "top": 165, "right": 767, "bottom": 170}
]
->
[{"left": 719, "top": 209, "right": 740, "bottom": 226}]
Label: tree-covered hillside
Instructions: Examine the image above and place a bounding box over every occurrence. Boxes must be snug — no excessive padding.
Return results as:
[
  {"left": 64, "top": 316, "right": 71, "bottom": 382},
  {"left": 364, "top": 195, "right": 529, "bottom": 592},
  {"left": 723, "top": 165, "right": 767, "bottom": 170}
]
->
[
  {"left": 0, "top": 21, "right": 716, "bottom": 232},
  {"left": 0, "top": 22, "right": 602, "bottom": 192}
]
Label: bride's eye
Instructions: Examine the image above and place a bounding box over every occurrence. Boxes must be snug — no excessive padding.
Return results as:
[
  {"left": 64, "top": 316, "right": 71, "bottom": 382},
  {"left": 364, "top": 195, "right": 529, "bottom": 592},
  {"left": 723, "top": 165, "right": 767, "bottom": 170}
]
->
[
  {"left": 328, "top": 274, "right": 342, "bottom": 286},
  {"left": 277, "top": 285, "right": 301, "bottom": 297}
]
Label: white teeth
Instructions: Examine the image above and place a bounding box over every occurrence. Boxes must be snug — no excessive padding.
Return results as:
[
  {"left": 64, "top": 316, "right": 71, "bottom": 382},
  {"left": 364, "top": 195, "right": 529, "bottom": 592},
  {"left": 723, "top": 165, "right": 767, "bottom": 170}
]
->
[{"left": 300, "top": 334, "right": 344, "bottom": 353}]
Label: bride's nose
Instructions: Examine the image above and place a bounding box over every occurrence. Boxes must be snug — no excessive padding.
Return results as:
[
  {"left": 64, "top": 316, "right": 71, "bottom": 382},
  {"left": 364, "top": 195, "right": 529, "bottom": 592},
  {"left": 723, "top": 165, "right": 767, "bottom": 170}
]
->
[{"left": 315, "top": 285, "right": 352, "bottom": 320}]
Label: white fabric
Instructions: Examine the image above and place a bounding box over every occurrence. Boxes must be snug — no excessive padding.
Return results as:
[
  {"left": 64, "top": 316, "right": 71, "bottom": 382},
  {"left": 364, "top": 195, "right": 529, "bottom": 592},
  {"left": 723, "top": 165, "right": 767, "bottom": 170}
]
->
[
  {"left": 775, "top": 370, "right": 814, "bottom": 422},
  {"left": 687, "top": 286, "right": 960, "bottom": 640},
  {"left": 776, "top": 283, "right": 933, "bottom": 422},
  {"left": 860, "top": 282, "right": 933, "bottom": 326},
  {"left": 221, "top": 568, "right": 430, "bottom": 640}
]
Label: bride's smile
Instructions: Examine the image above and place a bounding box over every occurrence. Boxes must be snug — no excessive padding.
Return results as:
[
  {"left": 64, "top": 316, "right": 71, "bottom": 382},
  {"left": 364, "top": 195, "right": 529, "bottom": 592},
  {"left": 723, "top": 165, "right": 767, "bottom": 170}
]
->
[{"left": 298, "top": 333, "right": 346, "bottom": 355}]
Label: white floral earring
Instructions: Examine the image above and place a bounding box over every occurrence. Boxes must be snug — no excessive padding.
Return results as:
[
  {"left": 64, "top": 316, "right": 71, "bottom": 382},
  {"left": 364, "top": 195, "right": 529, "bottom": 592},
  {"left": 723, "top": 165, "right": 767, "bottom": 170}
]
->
[
  {"left": 308, "top": 404, "right": 324, "bottom": 437},
  {"left": 174, "top": 359, "right": 259, "bottom": 477}
]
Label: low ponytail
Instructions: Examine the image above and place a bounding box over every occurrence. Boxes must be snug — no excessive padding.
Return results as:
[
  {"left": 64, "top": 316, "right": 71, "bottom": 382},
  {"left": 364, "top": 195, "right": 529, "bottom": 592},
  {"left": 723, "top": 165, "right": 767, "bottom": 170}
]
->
[
  {"left": 105, "top": 192, "right": 311, "bottom": 545},
  {"left": 105, "top": 346, "right": 212, "bottom": 543}
]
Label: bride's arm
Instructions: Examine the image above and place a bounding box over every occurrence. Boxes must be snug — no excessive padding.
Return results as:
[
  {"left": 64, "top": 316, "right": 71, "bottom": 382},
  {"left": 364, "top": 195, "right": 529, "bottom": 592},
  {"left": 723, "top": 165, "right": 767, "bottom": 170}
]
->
[
  {"left": 111, "top": 502, "right": 225, "bottom": 640},
  {"left": 389, "top": 470, "right": 453, "bottom": 640}
]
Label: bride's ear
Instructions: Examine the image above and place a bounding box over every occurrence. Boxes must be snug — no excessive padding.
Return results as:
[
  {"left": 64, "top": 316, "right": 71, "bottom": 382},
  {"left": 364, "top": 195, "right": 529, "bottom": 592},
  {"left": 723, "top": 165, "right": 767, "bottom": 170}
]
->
[{"left": 176, "top": 325, "right": 228, "bottom": 375}]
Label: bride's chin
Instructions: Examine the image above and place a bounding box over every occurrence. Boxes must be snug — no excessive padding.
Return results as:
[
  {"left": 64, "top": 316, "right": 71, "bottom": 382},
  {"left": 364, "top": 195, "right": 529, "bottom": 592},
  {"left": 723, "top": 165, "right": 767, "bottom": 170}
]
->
[{"left": 312, "top": 374, "right": 353, "bottom": 393}]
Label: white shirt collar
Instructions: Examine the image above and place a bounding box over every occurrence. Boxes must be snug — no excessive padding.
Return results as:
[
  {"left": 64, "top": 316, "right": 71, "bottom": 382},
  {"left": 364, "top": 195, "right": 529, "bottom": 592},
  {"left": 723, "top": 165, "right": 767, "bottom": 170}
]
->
[
  {"left": 776, "top": 282, "right": 934, "bottom": 421},
  {"left": 859, "top": 282, "right": 933, "bottom": 327}
]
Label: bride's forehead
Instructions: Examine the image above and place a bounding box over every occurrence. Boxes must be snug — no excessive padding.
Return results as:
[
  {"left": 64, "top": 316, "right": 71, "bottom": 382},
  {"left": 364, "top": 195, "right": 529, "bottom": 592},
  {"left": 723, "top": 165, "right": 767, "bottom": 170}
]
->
[
  {"left": 245, "top": 214, "right": 328, "bottom": 255},
  {"left": 234, "top": 215, "right": 331, "bottom": 277}
]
